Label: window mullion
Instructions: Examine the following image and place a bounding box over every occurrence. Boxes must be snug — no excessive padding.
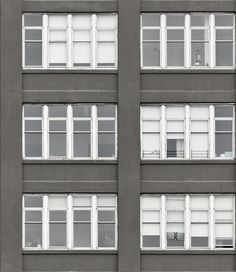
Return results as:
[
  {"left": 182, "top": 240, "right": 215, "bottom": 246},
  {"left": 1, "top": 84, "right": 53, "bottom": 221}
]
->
[
  {"left": 209, "top": 105, "right": 215, "bottom": 159},
  {"left": 42, "top": 14, "right": 48, "bottom": 69},
  {"left": 185, "top": 195, "right": 190, "bottom": 249},
  {"left": 22, "top": 15, "right": 25, "bottom": 68},
  {"left": 67, "top": 14, "right": 73, "bottom": 69},
  {"left": 22, "top": 196, "right": 25, "bottom": 248},
  {"left": 161, "top": 105, "right": 166, "bottom": 159},
  {"left": 209, "top": 195, "right": 215, "bottom": 249},
  {"left": 185, "top": 105, "right": 190, "bottom": 159},
  {"left": 92, "top": 106, "right": 97, "bottom": 159},
  {"left": 43, "top": 105, "right": 49, "bottom": 159},
  {"left": 185, "top": 14, "right": 190, "bottom": 68},
  {"left": 92, "top": 14, "right": 96, "bottom": 68},
  {"left": 67, "top": 195, "right": 73, "bottom": 249},
  {"left": 161, "top": 195, "right": 166, "bottom": 249},
  {"left": 210, "top": 14, "right": 215, "bottom": 68},
  {"left": 43, "top": 195, "right": 49, "bottom": 249},
  {"left": 160, "top": 14, "right": 166, "bottom": 68},
  {"left": 67, "top": 105, "right": 73, "bottom": 159},
  {"left": 92, "top": 195, "right": 97, "bottom": 249}
]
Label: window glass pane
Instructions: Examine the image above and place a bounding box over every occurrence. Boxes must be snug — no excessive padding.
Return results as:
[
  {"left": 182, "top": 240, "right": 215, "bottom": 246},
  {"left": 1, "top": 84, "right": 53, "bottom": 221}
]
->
[
  {"left": 73, "top": 105, "right": 91, "bottom": 117},
  {"left": 191, "top": 120, "right": 208, "bottom": 132},
  {"left": 215, "top": 106, "right": 233, "bottom": 117},
  {"left": 73, "top": 15, "right": 91, "bottom": 28},
  {"left": 50, "top": 211, "right": 67, "bottom": 221},
  {"left": 142, "top": 196, "right": 161, "bottom": 209},
  {"left": 215, "top": 14, "right": 234, "bottom": 26},
  {"left": 142, "top": 106, "right": 161, "bottom": 119},
  {"left": 74, "top": 121, "right": 90, "bottom": 131},
  {"left": 24, "top": 105, "right": 42, "bottom": 117},
  {"left": 25, "top": 29, "right": 42, "bottom": 40},
  {"left": 167, "top": 43, "right": 184, "bottom": 66},
  {"left": 49, "top": 30, "right": 66, "bottom": 41},
  {"left": 49, "top": 105, "right": 67, "bottom": 117},
  {"left": 24, "top": 14, "right": 42, "bottom": 26},
  {"left": 166, "top": 106, "right": 185, "bottom": 118},
  {"left": 143, "top": 42, "right": 160, "bottom": 66},
  {"left": 142, "top": 14, "right": 160, "bottom": 26},
  {"left": 25, "top": 133, "right": 42, "bottom": 157},
  {"left": 98, "top": 120, "right": 115, "bottom": 131},
  {"left": 73, "top": 196, "right": 91, "bottom": 207},
  {"left": 25, "top": 120, "right": 42, "bottom": 131},
  {"left": 49, "top": 196, "right": 67, "bottom": 209},
  {"left": 49, "top": 121, "right": 66, "bottom": 131},
  {"left": 167, "top": 138, "right": 184, "bottom": 158},
  {"left": 215, "top": 120, "right": 232, "bottom": 131},
  {"left": 166, "top": 197, "right": 185, "bottom": 209},
  {"left": 191, "top": 224, "right": 208, "bottom": 247},
  {"left": 143, "top": 121, "right": 160, "bottom": 132},
  {"left": 74, "top": 30, "right": 91, "bottom": 41},
  {"left": 216, "top": 43, "right": 233, "bottom": 66},
  {"left": 191, "top": 15, "right": 209, "bottom": 26},
  {"left": 167, "top": 29, "right": 184, "bottom": 40},
  {"left": 167, "top": 121, "right": 184, "bottom": 132},
  {"left": 215, "top": 196, "right": 233, "bottom": 209},
  {"left": 191, "top": 106, "right": 209, "bottom": 118},
  {"left": 74, "top": 210, "right": 91, "bottom": 221},
  {"left": 98, "top": 133, "right": 115, "bottom": 157},
  {"left": 216, "top": 29, "right": 233, "bottom": 40},
  {"left": 73, "top": 42, "right": 91, "bottom": 66},
  {"left": 98, "top": 210, "right": 115, "bottom": 221},
  {"left": 98, "top": 224, "right": 115, "bottom": 247},
  {"left": 25, "top": 42, "right": 42, "bottom": 66},
  {"left": 97, "top": 30, "right": 115, "bottom": 41},
  {"left": 74, "top": 223, "right": 91, "bottom": 247},
  {"left": 97, "top": 15, "right": 116, "bottom": 29},
  {"left": 143, "top": 29, "right": 160, "bottom": 40},
  {"left": 97, "top": 42, "right": 115, "bottom": 67},
  {"left": 166, "top": 14, "right": 185, "bottom": 26},
  {"left": 97, "top": 105, "right": 115, "bottom": 117},
  {"left": 49, "top": 43, "right": 67, "bottom": 66},
  {"left": 49, "top": 134, "right": 66, "bottom": 157},
  {"left": 143, "top": 224, "right": 160, "bottom": 235},
  {"left": 49, "top": 223, "right": 66, "bottom": 247},
  {"left": 215, "top": 133, "right": 232, "bottom": 158},
  {"left": 143, "top": 211, "right": 160, "bottom": 222},
  {"left": 191, "top": 134, "right": 208, "bottom": 158},
  {"left": 215, "top": 224, "right": 233, "bottom": 248},
  {"left": 25, "top": 223, "right": 42, "bottom": 248},
  {"left": 48, "top": 15, "right": 67, "bottom": 28},
  {"left": 25, "top": 195, "right": 43, "bottom": 207},
  {"left": 74, "top": 134, "right": 91, "bottom": 157},
  {"left": 191, "top": 196, "right": 209, "bottom": 209},
  {"left": 167, "top": 224, "right": 184, "bottom": 247},
  {"left": 97, "top": 196, "right": 116, "bottom": 207},
  {"left": 191, "top": 42, "right": 209, "bottom": 67},
  {"left": 25, "top": 211, "right": 42, "bottom": 222}
]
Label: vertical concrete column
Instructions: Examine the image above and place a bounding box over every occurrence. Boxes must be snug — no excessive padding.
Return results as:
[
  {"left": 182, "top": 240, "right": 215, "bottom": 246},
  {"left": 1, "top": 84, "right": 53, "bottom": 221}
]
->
[
  {"left": 118, "top": 0, "right": 141, "bottom": 271},
  {"left": 0, "top": 0, "right": 22, "bottom": 271}
]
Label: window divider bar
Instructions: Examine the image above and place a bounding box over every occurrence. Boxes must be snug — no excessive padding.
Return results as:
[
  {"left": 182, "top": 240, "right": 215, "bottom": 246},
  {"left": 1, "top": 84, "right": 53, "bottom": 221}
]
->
[
  {"left": 43, "top": 195, "right": 49, "bottom": 249},
  {"left": 92, "top": 14, "right": 96, "bottom": 68},
  {"left": 185, "top": 195, "right": 190, "bottom": 249},
  {"left": 42, "top": 14, "right": 48, "bottom": 69},
  {"left": 185, "top": 105, "right": 190, "bottom": 159},
  {"left": 92, "top": 105, "right": 98, "bottom": 159},
  {"left": 67, "top": 195, "right": 73, "bottom": 249},
  {"left": 209, "top": 105, "right": 215, "bottom": 159},
  {"left": 67, "top": 105, "right": 73, "bottom": 159},
  {"left": 67, "top": 14, "right": 73, "bottom": 69},
  {"left": 43, "top": 105, "right": 49, "bottom": 159},
  {"left": 161, "top": 105, "right": 166, "bottom": 159},
  {"left": 22, "top": 196, "right": 25, "bottom": 248},
  {"left": 209, "top": 195, "right": 215, "bottom": 249},
  {"left": 210, "top": 14, "right": 215, "bottom": 68},
  {"left": 161, "top": 195, "right": 166, "bottom": 249},
  {"left": 185, "top": 14, "right": 191, "bottom": 68},
  {"left": 160, "top": 14, "right": 166, "bottom": 68},
  {"left": 92, "top": 195, "right": 97, "bottom": 249}
]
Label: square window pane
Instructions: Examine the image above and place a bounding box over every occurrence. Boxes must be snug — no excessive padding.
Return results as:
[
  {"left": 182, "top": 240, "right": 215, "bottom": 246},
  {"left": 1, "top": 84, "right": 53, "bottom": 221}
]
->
[
  {"left": 25, "top": 223, "right": 42, "bottom": 248},
  {"left": 49, "top": 134, "right": 67, "bottom": 157},
  {"left": 191, "top": 42, "right": 209, "bottom": 67},
  {"left": 74, "top": 223, "right": 91, "bottom": 247},
  {"left": 167, "top": 43, "right": 184, "bottom": 66},
  {"left": 25, "top": 133, "right": 42, "bottom": 157},
  {"left": 97, "top": 42, "right": 115, "bottom": 67},
  {"left": 215, "top": 133, "right": 232, "bottom": 158},
  {"left": 143, "top": 42, "right": 160, "bottom": 66},
  {"left": 74, "top": 133, "right": 91, "bottom": 157},
  {"left": 49, "top": 223, "right": 67, "bottom": 247},
  {"left": 167, "top": 223, "right": 185, "bottom": 247},
  {"left": 216, "top": 43, "right": 233, "bottom": 66},
  {"left": 98, "top": 224, "right": 115, "bottom": 248},
  {"left": 142, "top": 14, "right": 160, "bottom": 26},
  {"left": 25, "top": 42, "right": 42, "bottom": 66}
]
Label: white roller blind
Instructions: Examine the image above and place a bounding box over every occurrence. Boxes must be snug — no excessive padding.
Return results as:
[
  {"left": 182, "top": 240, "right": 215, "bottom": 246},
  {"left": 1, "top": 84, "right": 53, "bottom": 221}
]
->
[
  {"left": 142, "top": 106, "right": 160, "bottom": 119},
  {"left": 142, "top": 196, "right": 161, "bottom": 209},
  {"left": 143, "top": 224, "right": 160, "bottom": 235}
]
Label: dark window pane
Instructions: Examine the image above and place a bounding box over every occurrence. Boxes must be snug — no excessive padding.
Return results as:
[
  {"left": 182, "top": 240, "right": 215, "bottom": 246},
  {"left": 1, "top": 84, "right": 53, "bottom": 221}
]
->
[
  {"left": 191, "top": 15, "right": 209, "bottom": 27},
  {"left": 73, "top": 105, "right": 91, "bottom": 117},
  {"left": 50, "top": 211, "right": 66, "bottom": 221},
  {"left": 143, "top": 235, "right": 160, "bottom": 247},
  {"left": 166, "top": 14, "right": 185, "bottom": 26},
  {"left": 74, "top": 223, "right": 91, "bottom": 247},
  {"left": 167, "top": 232, "right": 185, "bottom": 247},
  {"left": 167, "top": 139, "right": 184, "bottom": 158},
  {"left": 25, "top": 120, "right": 42, "bottom": 131},
  {"left": 49, "top": 223, "right": 67, "bottom": 247},
  {"left": 216, "top": 29, "right": 233, "bottom": 40},
  {"left": 98, "top": 133, "right": 115, "bottom": 157},
  {"left": 143, "top": 42, "right": 160, "bottom": 66},
  {"left": 98, "top": 210, "right": 115, "bottom": 222},
  {"left": 49, "top": 105, "right": 67, "bottom": 117},
  {"left": 25, "top": 195, "right": 43, "bottom": 207},
  {"left": 74, "top": 210, "right": 91, "bottom": 221},
  {"left": 24, "top": 105, "right": 42, "bottom": 117},
  {"left": 167, "top": 29, "right": 184, "bottom": 40},
  {"left": 215, "top": 133, "right": 232, "bottom": 157},
  {"left": 216, "top": 239, "right": 233, "bottom": 248},
  {"left": 98, "top": 120, "right": 115, "bottom": 131},
  {"left": 191, "top": 237, "right": 208, "bottom": 247},
  {"left": 167, "top": 43, "right": 184, "bottom": 66},
  {"left": 143, "top": 29, "right": 159, "bottom": 40},
  {"left": 215, "top": 106, "right": 233, "bottom": 117},
  {"left": 215, "top": 120, "right": 232, "bottom": 131},
  {"left": 97, "top": 105, "right": 115, "bottom": 117},
  {"left": 74, "top": 121, "right": 90, "bottom": 131},
  {"left": 142, "top": 14, "right": 160, "bottom": 26},
  {"left": 25, "top": 133, "right": 42, "bottom": 157},
  {"left": 73, "top": 133, "right": 91, "bottom": 157},
  {"left": 25, "top": 42, "right": 42, "bottom": 66},
  {"left": 25, "top": 29, "right": 42, "bottom": 40},
  {"left": 49, "top": 121, "right": 66, "bottom": 131},
  {"left": 24, "top": 14, "right": 42, "bottom": 26},
  {"left": 98, "top": 223, "right": 115, "bottom": 247},
  {"left": 49, "top": 134, "right": 66, "bottom": 157},
  {"left": 216, "top": 43, "right": 233, "bottom": 66},
  {"left": 215, "top": 14, "right": 234, "bottom": 26},
  {"left": 25, "top": 223, "right": 42, "bottom": 248},
  {"left": 191, "top": 30, "right": 208, "bottom": 40},
  {"left": 25, "top": 211, "right": 42, "bottom": 222}
]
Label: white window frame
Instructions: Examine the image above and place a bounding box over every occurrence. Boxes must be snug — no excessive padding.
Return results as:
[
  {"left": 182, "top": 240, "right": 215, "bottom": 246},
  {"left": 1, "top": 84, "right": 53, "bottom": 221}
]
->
[
  {"left": 23, "top": 13, "right": 117, "bottom": 70},
  {"left": 23, "top": 194, "right": 118, "bottom": 250},
  {"left": 140, "top": 104, "right": 235, "bottom": 160},
  {"left": 140, "top": 13, "right": 235, "bottom": 69},
  {"left": 23, "top": 104, "right": 117, "bottom": 160},
  {"left": 140, "top": 194, "right": 235, "bottom": 250}
]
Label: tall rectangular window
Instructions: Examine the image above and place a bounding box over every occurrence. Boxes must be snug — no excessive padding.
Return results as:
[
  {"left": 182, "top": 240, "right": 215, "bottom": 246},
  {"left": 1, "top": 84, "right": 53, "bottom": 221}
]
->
[
  {"left": 141, "top": 104, "right": 234, "bottom": 160},
  {"left": 140, "top": 194, "right": 235, "bottom": 250},
  {"left": 141, "top": 13, "right": 235, "bottom": 69},
  {"left": 141, "top": 14, "right": 160, "bottom": 67},
  {"left": 166, "top": 106, "right": 185, "bottom": 158},
  {"left": 23, "top": 14, "right": 43, "bottom": 67},
  {"left": 23, "top": 194, "right": 117, "bottom": 250},
  {"left": 23, "top": 104, "right": 117, "bottom": 160},
  {"left": 23, "top": 14, "right": 117, "bottom": 69},
  {"left": 191, "top": 14, "right": 210, "bottom": 67},
  {"left": 141, "top": 196, "right": 161, "bottom": 248},
  {"left": 214, "top": 105, "right": 234, "bottom": 158}
]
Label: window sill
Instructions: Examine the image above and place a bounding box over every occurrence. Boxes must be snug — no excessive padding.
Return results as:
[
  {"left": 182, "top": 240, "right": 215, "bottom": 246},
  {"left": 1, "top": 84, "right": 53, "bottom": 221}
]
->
[
  {"left": 141, "top": 249, "right": 236, "bottom": 255},
  {"left": 22, "top": 159, "right": 118, "bottom": 165},
  {"left": 22, "top": 69, "right": 118, "bottom": 74},
  {"left": 141, "top": 68, "right": 236, "bottom": 74},
  {"left": 23, "top": 249, "right": 118, "bottom": 255},
  {"left": 141, "top": 159, "right": 236, "bottom": 165}
]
